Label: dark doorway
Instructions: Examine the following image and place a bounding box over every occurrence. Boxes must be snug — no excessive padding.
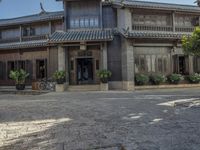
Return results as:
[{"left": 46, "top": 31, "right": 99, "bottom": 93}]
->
[
  {"left": 179, "top": 56, "right": 186, "bottom": 75},
  {"left": 36, "top": 59, "right": 47, "bottom": 79},
  {"left": 173, "top": 55, "right": 189, "bottom": 75},
  {"left": 77, "top": 58, "right": 93, "bottom": 84}
]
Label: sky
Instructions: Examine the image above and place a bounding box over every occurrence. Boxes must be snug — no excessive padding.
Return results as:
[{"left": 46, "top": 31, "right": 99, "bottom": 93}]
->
[{"left": 0, "top": 0, "right": 197, "bottom": 19}]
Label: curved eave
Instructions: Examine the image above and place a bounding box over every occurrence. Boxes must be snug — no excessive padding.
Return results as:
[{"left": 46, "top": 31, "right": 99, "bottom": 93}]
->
[
  {"left": 0, "top": 40, "right": 48, "bottom": 50},
  {"left": 121, "top": 31, "right": 191, "bottom": 40},
  {"left": 112, "top": 1, "right": 200, "bottom": 13}
]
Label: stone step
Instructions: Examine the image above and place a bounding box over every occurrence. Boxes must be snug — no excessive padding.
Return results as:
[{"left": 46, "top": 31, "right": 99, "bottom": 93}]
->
[
  {"left": 0, "top": 86, "right": 32, "bottom": 90},
  {"left": 68, "top": 84, "right": 100, "bottom": 92}
]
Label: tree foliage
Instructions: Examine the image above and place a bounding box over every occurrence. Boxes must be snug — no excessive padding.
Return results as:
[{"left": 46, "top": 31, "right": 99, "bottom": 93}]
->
[{"left": 182, "top": 27, "right": 200, "bottom": 56}]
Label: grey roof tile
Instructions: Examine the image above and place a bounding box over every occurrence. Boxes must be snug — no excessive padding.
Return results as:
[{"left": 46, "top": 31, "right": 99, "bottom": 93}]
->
[
  {"left": 49, "top": 29, "right": 114, "bottom": 43},
  {"left": 113, "top": 0, "right": 200, "bottom": 12},
  {"left": 0, "top": 11, "right": 64, "bottom": 27},
  {"left": 124, "top": 31, "right": 191, "bottom": 39},
  {"left": 0, "top": 40, "right": 47, "bottom": 50}
]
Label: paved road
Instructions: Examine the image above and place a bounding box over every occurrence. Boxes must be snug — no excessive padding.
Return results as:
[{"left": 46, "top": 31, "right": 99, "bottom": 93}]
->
[{"left": 0, "top": 88, "right": 200, "bottom": 150}]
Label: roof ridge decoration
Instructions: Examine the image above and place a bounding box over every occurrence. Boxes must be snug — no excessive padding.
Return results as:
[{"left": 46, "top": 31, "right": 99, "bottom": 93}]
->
[
  {"left": 194, "top": 0, "right": 200, "bottom": 7},
  {"left": 39, "top": 2, "right": 47, "bottom": 15}
]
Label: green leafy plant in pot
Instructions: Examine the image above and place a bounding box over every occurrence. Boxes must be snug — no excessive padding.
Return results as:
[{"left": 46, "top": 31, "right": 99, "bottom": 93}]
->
[
  {"left": 9, "top": 69, "right": 29, "bottom": 90},
  {"left": 97, "top": 70, "right": 112, "bottom": 83},
  {"left": 168, "top": 74, "right": 184, "bottom": 84},
  {"left": 187, "top": 73, "right": 200, "bottom": 84},
  {"left": 53, "top": 70, "right": 66, "bottom": 84}
]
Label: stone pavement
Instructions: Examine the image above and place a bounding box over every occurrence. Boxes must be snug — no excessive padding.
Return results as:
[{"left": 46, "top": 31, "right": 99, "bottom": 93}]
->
[{"left": 0, "top": 88, "right": 200, "bottom": 150}]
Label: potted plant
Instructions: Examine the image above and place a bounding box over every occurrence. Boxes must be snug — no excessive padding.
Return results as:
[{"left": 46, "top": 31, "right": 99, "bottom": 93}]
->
[
  {"left": 150, "top": 74, "right": 166, "bottom": 85},
  {"left": 135, "top": 74, "right": 149, "bottom": 86},
  {"left": 168, "top": 74, "right": 184, "bottom": 84},
  {"left": 53, "top": 70, "right": 66, "bottom": 84},
  {"left": 187, "top": 73, "right": 200, "bottom": 84},
  {"left": 53, "top": 70, "right": 67, "bottom": 92},
  {"left": 9, "top": 69, "right": 29, "bottom": 90},
  {"left": 97, "top": 70, "right": 112, "bottom": 91}
]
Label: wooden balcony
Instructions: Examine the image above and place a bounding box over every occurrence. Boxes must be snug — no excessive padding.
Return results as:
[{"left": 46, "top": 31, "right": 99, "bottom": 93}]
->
[
  {"left": 175, "top": 27, "right": 195, "bottom": 33},
  {"left": 132, "top": 25, "right": 173, "bottom": 32},
  {"left": 132, "top": 25, "right": 195, "bottom": 33},
  {"left": 0, "top": 35, "right": 48, "bottom": 44},
  {"left": 21, "top": 35, "right": 48, "bottom": 42},
  {"left": 0, "top": 37, "right": 20, "bottom": 44}
]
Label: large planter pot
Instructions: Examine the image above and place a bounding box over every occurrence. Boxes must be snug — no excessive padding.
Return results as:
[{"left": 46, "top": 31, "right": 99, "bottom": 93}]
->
[
  {"left": 100, "top": 83, "right": 109, "bottom": 91},
  {"left": 32, "top": 82, "right": 40, "bottom": 90},
  {"left": 56, "top": 78, "right": 65, "bottom": 84},
  {"left": 55, "top": 83, "right": 68, "bottom": 92},
  {"left": 100, "top": 78, "right": 108, "bottom": 84},
  {"left": 16, "top": 84, "right": 25, "bottom": 90}
]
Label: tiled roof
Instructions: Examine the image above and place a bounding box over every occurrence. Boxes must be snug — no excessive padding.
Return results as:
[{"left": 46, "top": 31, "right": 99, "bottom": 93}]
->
[
  {"left": 0, "top": 11, "right": 64, "bottom": 27},
  {"left": 123, "top": 31, "right": 191, "bottom": 39},
  {"left": 113, "top": 0, "right": 200, "bottom": 12},
  {"left": 49, "top": 29, "right": 114, "bottom": 43},
  {"left": 0, "top": 40, "right": 48, "bottom": 50}
]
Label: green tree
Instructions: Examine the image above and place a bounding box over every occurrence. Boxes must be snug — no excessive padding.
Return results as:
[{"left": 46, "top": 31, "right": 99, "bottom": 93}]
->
[{"left": 182, "top": 27, "right": 200, "bottom": 56}]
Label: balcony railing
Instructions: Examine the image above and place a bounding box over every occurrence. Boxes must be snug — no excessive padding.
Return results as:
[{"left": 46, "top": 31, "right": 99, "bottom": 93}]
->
[
  {"left": 175, "top": 27, "right": 195, "bottom": 33},
  {"left": 0, "top": 35, "right": 48, "bottom": 44},
  {"left": 0, "top": 37, "right": 20, "bottom": 44},
  {"left": 21, "top": 34, "right": 48, "bottom": 42},
  {"left": 132, "top": 25, "right": 173, "bottom": 32},
  {"left": 132, "top": 25, "right": 195, "bottom": 33}
]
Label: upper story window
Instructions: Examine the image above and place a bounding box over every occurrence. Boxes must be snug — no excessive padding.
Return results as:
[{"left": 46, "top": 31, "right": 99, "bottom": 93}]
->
[
  {"left": 23, "top": 27, "right": 36, "bottom": 36},
  {"left": 69, "top": 17, "right": 99, "bottom": 29},
  {"left": 0, "top": 28, "right": 20, "bottom": 39},
  {"left": 132, "top": 14, "right": 171, "bottom": 26},
  {"left": 175, "top": 15, "right": 199, "bottom": 27}
]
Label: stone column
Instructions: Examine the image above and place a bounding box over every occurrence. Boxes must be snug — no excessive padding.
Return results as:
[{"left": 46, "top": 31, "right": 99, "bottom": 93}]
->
[
  {"left": 121, "top": 38, "right": 135, "bottom": 91},
  {"left": 102, "top": 42, "right": 108, "bottom": 70},
  {"left": 57, "top": 46, "right": 68, "bottom": 91},
  {"left": 65, "top": 47, "right": 69, "bottom": 84},
  {"left": 189, "top": 55, "right": 194, "bottom": 75},
  {"left": 58, "top": 46, "right": 66, "bottom": 71}
]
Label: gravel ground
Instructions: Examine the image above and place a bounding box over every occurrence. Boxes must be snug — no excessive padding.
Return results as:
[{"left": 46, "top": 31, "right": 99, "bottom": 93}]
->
[{"left": 0, "top": 88, "right": 200, "bottom": 150}]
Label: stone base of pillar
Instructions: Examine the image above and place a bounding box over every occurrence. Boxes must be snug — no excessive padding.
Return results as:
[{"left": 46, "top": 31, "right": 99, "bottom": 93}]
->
[
  {"left": 100, "top": 83, "right": 109, "bottom": 91},
  {"left": 55, "top": 83, "right": 68, "bottom": 92},
  {"left": 122, "top": 81, "right": 135, "bottom": 91}
]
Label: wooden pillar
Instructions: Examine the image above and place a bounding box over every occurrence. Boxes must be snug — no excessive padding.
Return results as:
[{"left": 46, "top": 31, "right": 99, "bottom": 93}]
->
[
  {"left": 32, "top": 59, "right": 36, "bottom": 80},
  {"left": 49, "top": 21, "right": 52, "bottom": 35},
  {"left": 172, "top": 11, "right": 175, "bottom": 32},
  {"left": 19, "top": 25, "right": 22, "bottom": 42},
  {"left": 100, "top": 1, "right": 103, "bottom": 29},
  {"left": 58, "top": 46, "right": 66, "bottom": 71},
  {"left": 101, "top": 42, "right": 108, "bottom": 70}
]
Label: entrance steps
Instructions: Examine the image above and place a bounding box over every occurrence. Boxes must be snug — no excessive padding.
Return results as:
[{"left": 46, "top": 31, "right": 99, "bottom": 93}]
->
[
  {"left": 0, "top": 86, "right": 32, "bottom": 90},
  {"left": 68, "top": 84, "right": 100, "bottom": 92}
]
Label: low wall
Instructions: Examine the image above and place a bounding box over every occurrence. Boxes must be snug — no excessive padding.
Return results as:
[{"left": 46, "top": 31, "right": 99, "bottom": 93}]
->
[{"left": 135, "top": 84, "right": 200, "bottom": 90}]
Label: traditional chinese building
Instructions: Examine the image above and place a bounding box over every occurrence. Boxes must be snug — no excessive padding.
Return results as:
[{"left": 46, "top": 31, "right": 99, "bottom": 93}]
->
[{"left": 0, "top": 0, "right": 200, "bottom": 90}]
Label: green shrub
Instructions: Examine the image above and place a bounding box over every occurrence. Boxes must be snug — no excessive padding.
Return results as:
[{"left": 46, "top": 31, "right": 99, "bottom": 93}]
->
[
  {"left": 135, "top": 74, "right": 149, "bottom": 85},
  {"left": 9, "top": 69, "right": 29, "bottom": 85},
  {"left": 168, "top": 74, "right": 184, "bottom": 84},
  {"left": 187, "top": 73, "right": 200, "bottom": 84},
  {"left": 150, "top": 74, "right": 166, "bottom": 85},
  {"left": 53, "top": 70, "right": 66, "bottom": 84},
  {"left": 97, "top": 70, "right": 112, "bottom": 83}
]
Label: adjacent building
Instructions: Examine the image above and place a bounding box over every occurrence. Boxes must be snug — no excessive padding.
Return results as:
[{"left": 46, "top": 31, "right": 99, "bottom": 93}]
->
[{"left": 0, "top": 0, "right": 200, "bottom": 90}]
